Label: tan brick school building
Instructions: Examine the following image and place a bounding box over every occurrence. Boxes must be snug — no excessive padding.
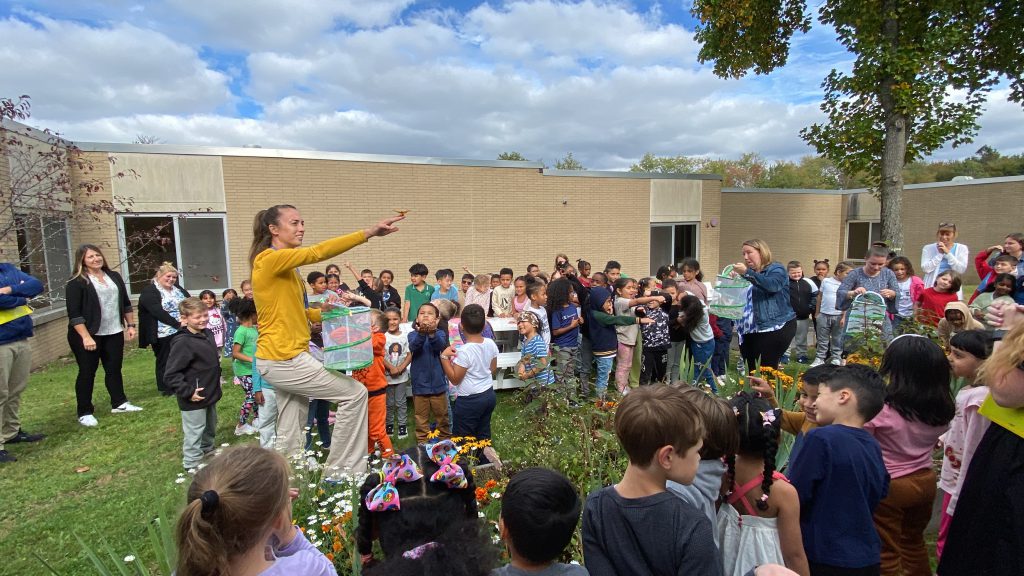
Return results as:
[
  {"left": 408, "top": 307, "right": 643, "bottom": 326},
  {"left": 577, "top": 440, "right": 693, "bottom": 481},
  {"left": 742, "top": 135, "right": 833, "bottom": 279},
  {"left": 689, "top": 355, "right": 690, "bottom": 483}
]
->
[{"left": 2, "top": 123, "right": 1022, "bottom": 368}]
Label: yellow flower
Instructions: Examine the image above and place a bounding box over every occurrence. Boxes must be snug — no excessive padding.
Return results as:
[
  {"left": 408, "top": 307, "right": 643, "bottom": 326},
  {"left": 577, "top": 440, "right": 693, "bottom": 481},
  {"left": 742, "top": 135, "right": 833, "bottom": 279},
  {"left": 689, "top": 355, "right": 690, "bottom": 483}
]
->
[{"left": 426, "top": 429, "right": 441, "bottom": 440}]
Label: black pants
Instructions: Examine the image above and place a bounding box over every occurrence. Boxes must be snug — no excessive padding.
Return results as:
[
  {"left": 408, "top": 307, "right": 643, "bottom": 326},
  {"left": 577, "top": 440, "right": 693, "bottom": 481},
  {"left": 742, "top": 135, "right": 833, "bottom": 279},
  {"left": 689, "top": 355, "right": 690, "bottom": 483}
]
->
[
  {"left": 69, "top": 331, "right": 127, "bottom": 417},
  {"left": 639, "top": 347, "right": 667, "bottom": 385},
  {"left": 151, "top": 335, "right": 174, "bottom": 393},
  {"left": 739, "top": 319, "right": 797, "bottom": 371},
  {"left": 809, "top": 562, "right": 879, "bottom": 576}
]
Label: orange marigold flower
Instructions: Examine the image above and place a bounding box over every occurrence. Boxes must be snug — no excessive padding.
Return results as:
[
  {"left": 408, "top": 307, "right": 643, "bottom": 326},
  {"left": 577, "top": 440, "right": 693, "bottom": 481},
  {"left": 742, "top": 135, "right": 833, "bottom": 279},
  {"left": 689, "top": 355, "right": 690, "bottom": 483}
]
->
[
  {"left": 333, "top": 540, "right": 342, "bottom": 553},
  {"left": 321, "top": 524, "right": 331, "bottom": 533},
  {"left": 475, "top": 487, "right": 488, "bottom": 501},
  {"left": 485, "top": 479, "right": 498, "bottom": 489},
  {"left": 326, "top": 553, "right": 334, "bottom": 562}
]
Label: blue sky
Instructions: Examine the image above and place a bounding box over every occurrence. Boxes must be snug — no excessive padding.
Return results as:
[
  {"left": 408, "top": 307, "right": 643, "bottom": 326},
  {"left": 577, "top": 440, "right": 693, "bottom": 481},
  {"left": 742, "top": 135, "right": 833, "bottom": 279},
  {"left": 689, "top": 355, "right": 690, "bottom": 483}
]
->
[{"left": 1, "top": 0, "right": 1020, "bottom": 170}]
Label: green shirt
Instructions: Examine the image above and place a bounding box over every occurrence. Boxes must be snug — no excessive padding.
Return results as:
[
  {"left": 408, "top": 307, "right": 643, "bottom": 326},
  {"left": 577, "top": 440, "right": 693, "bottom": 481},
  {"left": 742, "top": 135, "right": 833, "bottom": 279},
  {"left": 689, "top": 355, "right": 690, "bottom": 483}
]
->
[
  {"left": 232, "top": 325, "right": 258, "bottom": 377},
  {"left": 404, "top": 283, "right": 433, "bottom": 322}
]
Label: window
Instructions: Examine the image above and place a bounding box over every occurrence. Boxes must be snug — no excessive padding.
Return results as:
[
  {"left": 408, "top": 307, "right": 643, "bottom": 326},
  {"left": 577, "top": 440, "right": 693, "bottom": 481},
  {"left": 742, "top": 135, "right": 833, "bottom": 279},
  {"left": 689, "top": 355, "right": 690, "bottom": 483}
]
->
[
  {"left": 649, "top": 223, "right": 698, "bottom": 276},
  {"left": 14, "top": 214, "right": 72, "bottom": 307},
  {"left": 846, "top": 221, "right": 881, "bottom": 260},
  {"left": 118, "top": 214, "right": 230, "bottom": 295}
]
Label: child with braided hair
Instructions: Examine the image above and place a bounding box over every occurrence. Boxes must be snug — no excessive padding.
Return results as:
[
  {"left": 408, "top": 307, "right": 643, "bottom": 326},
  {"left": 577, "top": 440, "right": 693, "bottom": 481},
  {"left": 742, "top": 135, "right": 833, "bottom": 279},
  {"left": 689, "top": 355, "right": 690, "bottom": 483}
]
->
[{"left": 718, "top": 392, "right": 809, "bottom": 576}]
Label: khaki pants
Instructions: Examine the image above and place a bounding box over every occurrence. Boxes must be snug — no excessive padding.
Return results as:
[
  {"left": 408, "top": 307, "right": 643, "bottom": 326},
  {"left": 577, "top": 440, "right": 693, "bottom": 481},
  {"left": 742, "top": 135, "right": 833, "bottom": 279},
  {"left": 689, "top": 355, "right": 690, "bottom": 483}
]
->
[
  {"left": 258, "top": 352, "right": 368, "bottom": 479},
  {"left": 873, "top": 467, "right": 936, "bottom": 576},
  {"left": 0, "top": 339, "right": 31, "bottom": 451},
  {"left": 413, "top": 393, "right": 450, "bottom": 443}
]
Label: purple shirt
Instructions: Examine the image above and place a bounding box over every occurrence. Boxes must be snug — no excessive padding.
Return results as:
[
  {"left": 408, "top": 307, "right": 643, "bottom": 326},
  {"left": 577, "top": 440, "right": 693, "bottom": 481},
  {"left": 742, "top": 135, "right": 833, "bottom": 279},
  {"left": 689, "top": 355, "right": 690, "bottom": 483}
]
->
[{"left": 260, "top": 527, "right": 338, "bottom": 576}]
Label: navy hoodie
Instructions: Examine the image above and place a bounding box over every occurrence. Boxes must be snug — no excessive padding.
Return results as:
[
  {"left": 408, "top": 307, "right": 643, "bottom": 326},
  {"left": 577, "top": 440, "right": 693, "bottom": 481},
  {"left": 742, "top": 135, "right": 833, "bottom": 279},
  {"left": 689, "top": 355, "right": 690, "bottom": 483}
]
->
[
  {"left": 0, "top": 264, "right": 43, "bottom": 346},
  {"left": 586, "top": 287, "right": 641, "bottom": 355},
  {"left": 407, "top": 328, "right": 449, "bottom": 395}
]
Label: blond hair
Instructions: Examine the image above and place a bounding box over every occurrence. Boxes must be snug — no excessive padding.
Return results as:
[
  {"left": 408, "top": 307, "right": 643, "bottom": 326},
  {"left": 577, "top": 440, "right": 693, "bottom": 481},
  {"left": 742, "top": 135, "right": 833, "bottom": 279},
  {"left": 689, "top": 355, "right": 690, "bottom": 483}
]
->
[
  {"left": 741, "top": 239, "right": 774, "bottom": 271},
  {"left": 175, "top": 446, "right": 291, "bottom": 576},
  {"left": 178, "top": 297, "right": 206, "bottom": 317},
  {"left": 979, "top": 321, "right": 1024, "bottom": 389},
  {"left": 154, "top": 261, "right": 179, "bottom": 280},
  {"left": 474, "top": 273, "right": 490, "bottom": 289}
]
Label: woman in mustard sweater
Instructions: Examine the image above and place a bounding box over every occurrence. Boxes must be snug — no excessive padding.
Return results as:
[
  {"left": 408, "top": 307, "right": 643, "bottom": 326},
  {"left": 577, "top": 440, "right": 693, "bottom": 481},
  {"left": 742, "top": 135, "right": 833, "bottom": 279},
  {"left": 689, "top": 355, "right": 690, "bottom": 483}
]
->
[{"left": 249, "top": 205, "right": 402, "bottom": 479}]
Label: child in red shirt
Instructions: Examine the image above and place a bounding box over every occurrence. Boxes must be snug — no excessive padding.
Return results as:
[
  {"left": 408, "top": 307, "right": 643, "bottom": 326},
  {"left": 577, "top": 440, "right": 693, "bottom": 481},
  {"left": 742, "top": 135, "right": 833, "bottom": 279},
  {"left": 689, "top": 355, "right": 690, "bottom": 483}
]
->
[
  {"left": 915, "top": 270, "right": 961, "bottom": 326},
  {"left": 353, "top": 310, "right": 393, "bottom": 458}
]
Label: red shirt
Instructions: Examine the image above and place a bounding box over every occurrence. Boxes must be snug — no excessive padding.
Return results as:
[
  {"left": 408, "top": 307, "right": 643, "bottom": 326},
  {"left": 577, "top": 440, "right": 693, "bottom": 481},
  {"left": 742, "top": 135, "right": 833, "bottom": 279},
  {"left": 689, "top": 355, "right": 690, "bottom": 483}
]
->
[{"left": 915, "top": 288, "right": 958, "bottom": 326}]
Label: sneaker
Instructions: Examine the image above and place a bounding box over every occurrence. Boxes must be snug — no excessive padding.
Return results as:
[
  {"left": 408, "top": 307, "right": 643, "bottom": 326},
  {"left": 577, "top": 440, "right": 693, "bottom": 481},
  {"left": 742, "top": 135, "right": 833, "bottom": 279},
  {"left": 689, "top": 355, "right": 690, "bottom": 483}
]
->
[
  {"left": 0, "top": 450, "right": 16, "bottom": 463},
  {"left": 6, "top": 429, "right": 45, "bottom": 444},
  {"left": 780, "top": 355, "right": 790, "bottom": 365},
  {"left": 386, "top": 424, "right": 395, "bottom": 436},
  {"left": 797, "top": 356, "right": 809, "bottom": 364},
  {"left": 79, "top": 415, "right": 99, "bottom": 427},
  {"left": 398, "top": 426, "right": 408, "bottom": 440},
  {"left": 111, "top": 402, "right": 143, "bottom": 413},
  {"left": 830, "top": 358, "right": 844, "bottom": 366},
  {"left": 809, "top": 358, "right": 825, "bottom": 368},
  {"left": 234, "top": 424, "right": 257, "bottom": 436}
]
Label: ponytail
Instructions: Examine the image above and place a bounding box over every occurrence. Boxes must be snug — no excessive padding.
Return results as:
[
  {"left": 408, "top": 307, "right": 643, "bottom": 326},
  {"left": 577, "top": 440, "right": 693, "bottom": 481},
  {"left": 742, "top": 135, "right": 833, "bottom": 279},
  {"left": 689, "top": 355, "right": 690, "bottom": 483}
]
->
[
  {"left": 175, "top": 446, "right": 291, "bottom": 576},
  {"left": 248, "top": 205, "right": 296, "bottom": 267}
]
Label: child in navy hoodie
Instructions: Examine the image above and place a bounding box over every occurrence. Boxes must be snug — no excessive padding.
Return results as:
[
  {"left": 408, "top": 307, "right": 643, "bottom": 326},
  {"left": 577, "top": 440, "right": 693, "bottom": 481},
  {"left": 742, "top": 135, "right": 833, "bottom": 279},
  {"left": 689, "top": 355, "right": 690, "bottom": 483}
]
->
[
  {"left": 407, "top": 302, "right": 450, "bottom": 443},
  {"left": 585, "top": 287, "right": 652, "bottom": 400}
]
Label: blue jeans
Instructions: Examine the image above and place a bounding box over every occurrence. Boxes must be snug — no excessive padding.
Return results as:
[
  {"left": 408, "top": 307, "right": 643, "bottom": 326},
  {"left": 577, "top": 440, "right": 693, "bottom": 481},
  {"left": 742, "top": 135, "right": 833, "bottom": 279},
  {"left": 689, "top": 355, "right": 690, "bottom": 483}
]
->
[
  {"left": 712, "top": 317, "right": 733, "bottom": 376},
  {"left": 690, "top": 339, "right": 717, "bottom": 392},
  {"left": 594, "top": 355, "right": 614, "bottom": 398},
  {"left": 305, "top": 399, "right": 331, "bottom": 450}
]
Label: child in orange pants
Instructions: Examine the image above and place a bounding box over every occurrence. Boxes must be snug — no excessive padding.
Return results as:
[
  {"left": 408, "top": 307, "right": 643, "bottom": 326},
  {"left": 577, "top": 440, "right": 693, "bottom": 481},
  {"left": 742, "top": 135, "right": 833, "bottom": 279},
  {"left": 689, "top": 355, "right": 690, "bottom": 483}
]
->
[{"left": 353, "top": 310, "right": 394, "bottom": 458}]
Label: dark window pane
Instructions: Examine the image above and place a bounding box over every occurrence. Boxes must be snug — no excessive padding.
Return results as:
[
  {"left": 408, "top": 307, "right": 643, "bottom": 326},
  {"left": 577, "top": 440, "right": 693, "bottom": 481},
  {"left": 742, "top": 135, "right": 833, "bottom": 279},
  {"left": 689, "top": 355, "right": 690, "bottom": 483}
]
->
[
  {"left": 847, "top": 222, "right": 869, "bottom": 259},
  {"left": 650, "top": 226, "right": 673, "bottom": 276},
  {"left": 674, "top": 224, "right": 697, "bottom": 265},
  {"left": 123, "top": 216, "right": 176, "bottom": 294}
]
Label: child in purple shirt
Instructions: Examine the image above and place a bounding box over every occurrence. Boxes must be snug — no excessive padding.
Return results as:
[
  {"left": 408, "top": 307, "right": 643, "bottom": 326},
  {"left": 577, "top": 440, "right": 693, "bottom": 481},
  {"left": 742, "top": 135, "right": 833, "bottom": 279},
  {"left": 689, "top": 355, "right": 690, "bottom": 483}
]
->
[{"left": 176, "top": 445, "right": 337, "bottom": 575}]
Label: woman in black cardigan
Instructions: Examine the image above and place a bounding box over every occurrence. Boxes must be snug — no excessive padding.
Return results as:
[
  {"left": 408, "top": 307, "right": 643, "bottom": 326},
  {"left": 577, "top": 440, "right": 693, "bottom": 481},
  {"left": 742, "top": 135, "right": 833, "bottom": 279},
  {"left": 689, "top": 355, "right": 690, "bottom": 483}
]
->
[
  {"left": 65, "top": 244, "right": 141, "bottom": 427},
  {"left": 137, "top": 262, "right": 190, "bottom": 395}
]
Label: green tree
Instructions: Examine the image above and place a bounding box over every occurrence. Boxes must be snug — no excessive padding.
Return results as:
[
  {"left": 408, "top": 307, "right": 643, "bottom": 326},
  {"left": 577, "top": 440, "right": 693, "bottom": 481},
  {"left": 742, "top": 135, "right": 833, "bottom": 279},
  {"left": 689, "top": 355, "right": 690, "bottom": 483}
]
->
[
  {"left": 554, "top": 152, "right": 585, "bottom": 170},
  {"left": 691, "top": 0, "right": 1023, "bottom": 251},
  {"left": 629, "top": 152, "right": 701, "bottom": 173},
  {"left": 497, "top": 151, "right": 529, "bottom": 161}
]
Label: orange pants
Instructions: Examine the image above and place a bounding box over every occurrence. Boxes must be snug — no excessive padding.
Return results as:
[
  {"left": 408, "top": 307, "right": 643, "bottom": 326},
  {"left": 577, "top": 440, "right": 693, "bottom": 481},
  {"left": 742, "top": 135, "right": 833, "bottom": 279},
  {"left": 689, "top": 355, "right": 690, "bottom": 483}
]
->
[{"left": 367, "top": 390, "right": 393, "bottom": 458}]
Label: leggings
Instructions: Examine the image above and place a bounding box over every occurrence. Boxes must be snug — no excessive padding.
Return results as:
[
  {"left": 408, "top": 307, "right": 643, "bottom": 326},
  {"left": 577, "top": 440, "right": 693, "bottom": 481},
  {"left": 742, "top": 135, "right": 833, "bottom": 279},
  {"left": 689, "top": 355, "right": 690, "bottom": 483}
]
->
[
  {"left": 639, "top": 347, "right": 667, "bottom": 385},
  {"left": 236, "top": 375, "right": 258, "bottom": 426},
  {"left": 614, "top": 343, "right": 635, "bottom": 393},
  {"left": 739, "top": 320, "right": 797, "bottom": 372},
  {"left": 305, "top": 399, "right": 331, "bottom": 449}
]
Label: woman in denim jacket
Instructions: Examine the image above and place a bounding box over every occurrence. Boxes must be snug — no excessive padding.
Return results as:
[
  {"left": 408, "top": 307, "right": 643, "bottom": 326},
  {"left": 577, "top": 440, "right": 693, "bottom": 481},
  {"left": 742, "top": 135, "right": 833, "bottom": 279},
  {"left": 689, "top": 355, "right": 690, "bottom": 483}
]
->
[{"left": 732, "top": 239, "right": 796, "bottom": 371}]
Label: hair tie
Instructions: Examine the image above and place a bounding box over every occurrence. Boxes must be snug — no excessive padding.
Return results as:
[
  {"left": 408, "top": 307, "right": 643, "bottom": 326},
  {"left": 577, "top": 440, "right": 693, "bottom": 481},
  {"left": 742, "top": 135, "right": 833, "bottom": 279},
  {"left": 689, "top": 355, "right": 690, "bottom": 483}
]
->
[
  {"left": 425, "top": 439, "right": 468, "bottom": 489},
  {"left": 402, "top": 541, "right": 440, "bottom": 560},
  {"left": 365, "top": 454, "right": 424, "bottom": 512},
  {"left": 199, "top": 490, "right": 219, "bottom": 518}
]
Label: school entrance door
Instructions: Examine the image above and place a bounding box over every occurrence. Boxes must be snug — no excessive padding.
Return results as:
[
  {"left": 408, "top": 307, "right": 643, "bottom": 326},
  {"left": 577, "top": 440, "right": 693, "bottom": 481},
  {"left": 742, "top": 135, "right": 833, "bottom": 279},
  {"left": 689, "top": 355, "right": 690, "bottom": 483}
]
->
[{"left": 649, "top": 223, "right": 698, "bottom": 276}]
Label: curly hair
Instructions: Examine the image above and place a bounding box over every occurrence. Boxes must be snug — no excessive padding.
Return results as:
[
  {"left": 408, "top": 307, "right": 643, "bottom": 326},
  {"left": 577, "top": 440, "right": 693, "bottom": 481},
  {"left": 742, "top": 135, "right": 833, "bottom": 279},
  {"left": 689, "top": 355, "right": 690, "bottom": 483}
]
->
[{"left": 545, "top": 278, "right": 573, "bottom": 316}]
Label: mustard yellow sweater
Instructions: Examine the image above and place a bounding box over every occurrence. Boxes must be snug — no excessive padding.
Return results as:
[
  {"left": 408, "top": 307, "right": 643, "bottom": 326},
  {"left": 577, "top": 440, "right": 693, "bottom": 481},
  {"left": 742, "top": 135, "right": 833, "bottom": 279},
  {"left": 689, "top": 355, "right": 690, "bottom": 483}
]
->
[{"left": 252, "top": 231, "right": 366, "bottom": 360}]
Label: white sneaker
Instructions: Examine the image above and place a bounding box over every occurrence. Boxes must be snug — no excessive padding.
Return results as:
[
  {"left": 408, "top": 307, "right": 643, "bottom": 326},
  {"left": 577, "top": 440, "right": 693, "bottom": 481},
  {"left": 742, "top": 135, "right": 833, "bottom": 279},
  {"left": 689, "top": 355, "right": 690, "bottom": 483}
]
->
[
  {"left": 111, "top": 402, "right": 143, "bottom": 413},
  {"left": 78, "top": 415, "right": 99, "bottom": 427},
  {"left": 716, "top": 375, "right": 727, "bottom": 386},
  {"left": 234, "top": 424, "right": 257, "bottom": 436},
  {"left": 809, "top": 358, "right": 825, "bottom": 367},
  {"left": 830, "top": 358, "right": 844, "bottom": 366}
]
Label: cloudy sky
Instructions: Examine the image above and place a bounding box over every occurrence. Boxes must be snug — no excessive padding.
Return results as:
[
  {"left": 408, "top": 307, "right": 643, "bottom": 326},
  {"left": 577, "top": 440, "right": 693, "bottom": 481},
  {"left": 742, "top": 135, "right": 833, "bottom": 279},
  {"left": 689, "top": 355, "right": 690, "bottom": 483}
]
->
[{"left": 2, "top": 0, "right": 1021, "bottom": 169}]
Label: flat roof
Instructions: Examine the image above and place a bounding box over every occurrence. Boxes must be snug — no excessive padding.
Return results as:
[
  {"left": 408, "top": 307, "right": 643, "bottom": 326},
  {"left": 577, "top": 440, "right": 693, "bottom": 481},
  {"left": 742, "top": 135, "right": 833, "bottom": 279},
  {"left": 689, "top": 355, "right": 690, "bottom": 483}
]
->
[
  {"left": 70, "top": 140, "right": 720, "bottom": 180},
  {"left": 724, "top": 174, "right": 1024, "bottom": 194}
]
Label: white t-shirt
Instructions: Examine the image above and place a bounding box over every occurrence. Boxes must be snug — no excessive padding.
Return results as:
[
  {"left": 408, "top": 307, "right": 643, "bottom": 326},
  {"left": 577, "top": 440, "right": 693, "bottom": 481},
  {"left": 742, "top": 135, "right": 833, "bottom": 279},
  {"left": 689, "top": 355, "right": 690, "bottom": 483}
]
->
[
  {"left": 525, "top": 303, "right": 551, "bottom": 345},
  {"left": 896, "top": 278, "right": 914, "bottom": 318},
  {"left": 452, "top": 338, "right": 499, "bottom": 396},
  {"left": 384, "top": 331, "right": 410, "bottom": 384},
  {"left": 819, "top": 277, "right": 842, "bottom": 315},
  {"left": 691, "top": 301, "right": 714, "bottom": 344}
]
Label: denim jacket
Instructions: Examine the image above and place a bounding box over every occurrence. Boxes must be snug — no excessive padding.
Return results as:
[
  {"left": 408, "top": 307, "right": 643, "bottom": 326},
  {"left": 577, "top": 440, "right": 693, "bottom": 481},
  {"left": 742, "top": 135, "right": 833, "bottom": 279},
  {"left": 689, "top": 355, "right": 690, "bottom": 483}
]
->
[{"left": 742, "top": 262, "right": 795, "bottom": 331}]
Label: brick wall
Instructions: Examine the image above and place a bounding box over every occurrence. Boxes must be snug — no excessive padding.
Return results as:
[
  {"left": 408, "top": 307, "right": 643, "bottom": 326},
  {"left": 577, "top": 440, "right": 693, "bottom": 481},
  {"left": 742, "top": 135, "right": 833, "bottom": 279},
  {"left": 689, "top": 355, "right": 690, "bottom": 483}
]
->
[
  {"left": 69, "top": 151, "right": 120, "bottom": 270},
  {"left": 900, "top": 180, "right": 1024, "bottom": 284},
  {"left": 222, "top": 158, "right": 655, "bottom": 286},
  {"left": 719, "top": 191, "right": 845, "bottom": 273},
  {"left": 28, "top": 310, "right": 70, "bottom": 369}
]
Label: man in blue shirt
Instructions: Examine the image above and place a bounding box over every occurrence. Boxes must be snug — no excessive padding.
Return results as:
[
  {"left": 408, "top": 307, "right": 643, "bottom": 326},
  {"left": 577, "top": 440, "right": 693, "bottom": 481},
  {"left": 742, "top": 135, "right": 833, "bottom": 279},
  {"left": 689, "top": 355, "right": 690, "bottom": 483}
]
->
[{"left": 0, "top": 262, "right": 45, "bottom": 463}]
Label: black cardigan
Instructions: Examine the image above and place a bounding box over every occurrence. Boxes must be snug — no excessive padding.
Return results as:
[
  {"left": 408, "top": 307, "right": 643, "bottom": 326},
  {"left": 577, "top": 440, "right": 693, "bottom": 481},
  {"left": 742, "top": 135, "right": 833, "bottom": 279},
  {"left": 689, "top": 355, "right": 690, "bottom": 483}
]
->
[
  {"left": 138, "top": 282, "right": 190, "bottom": 348},
  {"left": 65, "top": 270, "right": 133, "bottom": 336}
]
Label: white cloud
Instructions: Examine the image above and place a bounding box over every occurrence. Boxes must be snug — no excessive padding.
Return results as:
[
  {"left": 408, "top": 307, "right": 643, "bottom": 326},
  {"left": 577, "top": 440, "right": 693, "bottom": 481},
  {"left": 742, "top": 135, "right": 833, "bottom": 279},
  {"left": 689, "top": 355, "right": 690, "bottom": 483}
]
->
[
  {"left": 164, "top": 0, "right": 416, "bottom": 51},
  {"left": 4, "top": 0, "right": 1020, "bottom": 172},
  {"left": 0, "top": 14, "right": 231, "bottom": 120}
]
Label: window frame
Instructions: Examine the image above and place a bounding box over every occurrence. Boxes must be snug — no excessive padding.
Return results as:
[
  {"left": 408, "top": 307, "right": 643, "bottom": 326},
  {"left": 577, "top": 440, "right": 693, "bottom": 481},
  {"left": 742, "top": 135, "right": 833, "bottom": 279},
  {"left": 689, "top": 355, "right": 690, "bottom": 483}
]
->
[
  {"left": 845, "top": 220, "right": 882, "bottom": 261},
  {"left": 116, "top": 213, "right": 232, "bottom": 297},
  {"left": 649, "top": 222, "right": 700, "bottom": 276},
  {"left": 13, "top": 212, "right": 73, "bottom": 309}
]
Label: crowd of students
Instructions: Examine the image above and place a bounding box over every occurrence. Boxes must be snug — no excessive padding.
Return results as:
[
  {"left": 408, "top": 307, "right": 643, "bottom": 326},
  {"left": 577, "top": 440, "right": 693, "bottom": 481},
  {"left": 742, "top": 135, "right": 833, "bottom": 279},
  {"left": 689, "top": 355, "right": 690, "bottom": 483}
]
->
[{"left": 155, "top": 215, "right": 1024, "bottom": 575}]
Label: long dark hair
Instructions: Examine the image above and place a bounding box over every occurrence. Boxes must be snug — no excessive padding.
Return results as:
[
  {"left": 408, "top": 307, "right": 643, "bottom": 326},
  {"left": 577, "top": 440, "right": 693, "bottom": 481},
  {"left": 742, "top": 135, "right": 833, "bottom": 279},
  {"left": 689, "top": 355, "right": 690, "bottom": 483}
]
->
[
  {"left": 679, "top": 258, "right": 704, "bottom": 281},
  {"left": 248, "top": 204, "right": 297, "bottom": 266},
  {"left": 545, "top": 278, "right": 572, "bottom": 316},
  {"left": 677, "top": 294, "right": 704, "bottom": 334},
  {"left": 726, "top": 392, "right": 780, "bottom": 511},
  {"left": 879, "top": 336, "right": 955, "bottom": 426}
]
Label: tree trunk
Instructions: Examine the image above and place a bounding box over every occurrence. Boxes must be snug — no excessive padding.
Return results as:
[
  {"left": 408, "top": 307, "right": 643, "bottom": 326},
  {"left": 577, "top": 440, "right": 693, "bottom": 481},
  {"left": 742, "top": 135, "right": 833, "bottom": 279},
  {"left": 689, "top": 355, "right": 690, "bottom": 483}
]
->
[{"left": 878, "top": 4, "right": 905, "bottom": 252}]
